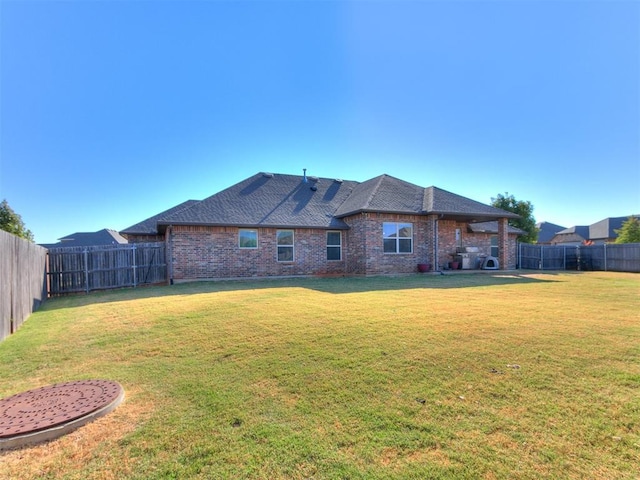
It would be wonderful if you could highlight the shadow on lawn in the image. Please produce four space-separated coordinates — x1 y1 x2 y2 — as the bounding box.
40 271 563 310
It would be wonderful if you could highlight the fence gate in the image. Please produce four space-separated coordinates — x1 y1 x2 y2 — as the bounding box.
519 244 576 270
47 243 167 295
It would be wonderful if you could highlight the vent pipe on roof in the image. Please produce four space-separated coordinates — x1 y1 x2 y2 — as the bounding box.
303 168 307 183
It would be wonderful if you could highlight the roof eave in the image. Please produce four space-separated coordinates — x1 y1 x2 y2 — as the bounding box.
158 221 350 231
335 208 425 218
430 211 520 222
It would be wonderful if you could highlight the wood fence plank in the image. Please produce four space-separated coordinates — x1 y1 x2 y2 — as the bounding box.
0 230 47 341
47 243 166 296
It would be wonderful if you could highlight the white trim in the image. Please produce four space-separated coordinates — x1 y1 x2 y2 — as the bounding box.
383 222 413 254
276 229 294 262
326 230 342 261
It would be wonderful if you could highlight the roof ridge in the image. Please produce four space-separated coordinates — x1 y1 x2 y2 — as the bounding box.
362 174 387 210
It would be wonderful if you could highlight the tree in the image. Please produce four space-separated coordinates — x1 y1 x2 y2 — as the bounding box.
614 216 640 244
491 192 538 243
0 199 34 242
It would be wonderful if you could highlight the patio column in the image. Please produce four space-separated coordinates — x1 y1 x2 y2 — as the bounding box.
498 218 509 270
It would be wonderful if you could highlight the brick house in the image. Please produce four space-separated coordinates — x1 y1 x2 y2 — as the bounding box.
121 172 521 281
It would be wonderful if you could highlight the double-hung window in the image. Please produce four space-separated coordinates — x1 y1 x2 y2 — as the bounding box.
383 222 413 254
326 231 342 261
239 229 258 249
490 235 499 257
277 230 294 262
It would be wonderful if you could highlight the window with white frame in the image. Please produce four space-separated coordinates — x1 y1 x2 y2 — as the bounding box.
277 230 294 262
383 222 413 253
490 235 499 257
239 229 258 249
326 231 342 261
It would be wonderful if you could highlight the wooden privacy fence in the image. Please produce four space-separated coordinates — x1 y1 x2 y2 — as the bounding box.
47 243 167 295
519 243 640 272
0 230 48 341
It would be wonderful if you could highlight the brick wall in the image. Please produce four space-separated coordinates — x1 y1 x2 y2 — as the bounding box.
170 217 519 280
170 225 348 280
123 234 165 243
344 213 431 275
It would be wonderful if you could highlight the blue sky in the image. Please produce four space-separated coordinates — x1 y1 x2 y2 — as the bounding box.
1 0 638 244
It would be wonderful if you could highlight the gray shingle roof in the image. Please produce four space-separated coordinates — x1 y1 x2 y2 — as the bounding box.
162 173 359 229
42 229 128 248
335 175 425 216
536 221 566 243
551 215 639 243
121 200 199 235
551 225 590 244
423 186 520 220
131 172 519 233
589 216 637 240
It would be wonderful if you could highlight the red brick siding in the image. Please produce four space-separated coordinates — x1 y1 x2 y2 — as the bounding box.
343 213 431 275
170 217 519 280
460 231 518 269
123 234 165 243
171 225 347 280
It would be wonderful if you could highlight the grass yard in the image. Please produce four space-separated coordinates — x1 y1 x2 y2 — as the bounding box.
0 271 638 479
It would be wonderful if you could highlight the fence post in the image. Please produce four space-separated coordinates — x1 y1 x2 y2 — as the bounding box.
132 244 137 287
604 243 607 271
84 248 89 294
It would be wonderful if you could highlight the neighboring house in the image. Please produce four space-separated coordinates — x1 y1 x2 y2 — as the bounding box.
549 226 590 246
41 229 128 248
122 172 521 281
550 216 639 245
588 216 639 244
535 221 566 245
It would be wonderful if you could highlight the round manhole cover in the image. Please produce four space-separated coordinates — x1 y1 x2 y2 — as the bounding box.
0 380 124 449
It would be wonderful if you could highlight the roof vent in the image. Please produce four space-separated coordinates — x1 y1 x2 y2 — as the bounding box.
262 172 274 178
303 168 307 183
309 176 319 182
310 185 318 192
334 179 343 183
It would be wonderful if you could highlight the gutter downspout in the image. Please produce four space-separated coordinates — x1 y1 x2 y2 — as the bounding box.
434 216 440 272
167 225 174 285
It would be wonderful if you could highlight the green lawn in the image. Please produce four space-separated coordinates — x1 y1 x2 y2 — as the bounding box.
1 272 638 479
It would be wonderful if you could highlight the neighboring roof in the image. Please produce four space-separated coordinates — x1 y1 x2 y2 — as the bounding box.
536 221 566 243
550 225 590 244
549 216 639 244
589 216 638 240
556 225 590 237
131 172 519 233
121 200 199 235
41 229 128 248
467 221 524 235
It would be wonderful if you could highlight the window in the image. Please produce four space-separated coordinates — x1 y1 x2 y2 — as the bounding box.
327 231 342 261
239 229 258 249
383 222 413 253
277 230 294 262
490 235 499 257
